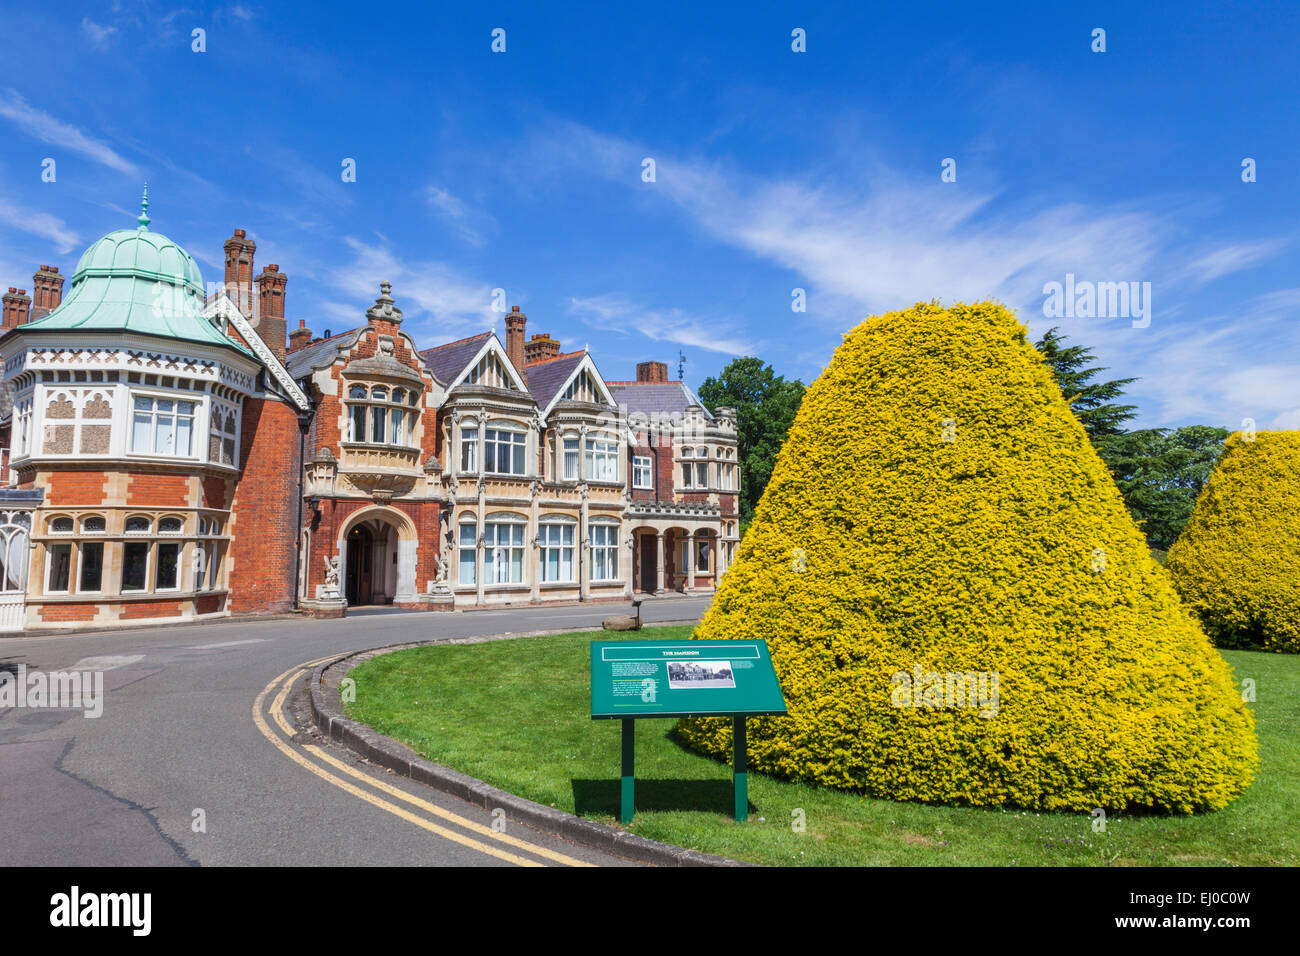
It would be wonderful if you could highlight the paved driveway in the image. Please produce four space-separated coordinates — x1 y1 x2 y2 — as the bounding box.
0 598 710 867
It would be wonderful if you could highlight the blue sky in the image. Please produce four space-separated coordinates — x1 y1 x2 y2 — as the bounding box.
1 1 1297 429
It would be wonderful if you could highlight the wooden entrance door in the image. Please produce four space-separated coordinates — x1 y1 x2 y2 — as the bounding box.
345 524 374 605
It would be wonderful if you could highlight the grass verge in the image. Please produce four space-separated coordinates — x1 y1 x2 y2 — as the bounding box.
345 627 1294 866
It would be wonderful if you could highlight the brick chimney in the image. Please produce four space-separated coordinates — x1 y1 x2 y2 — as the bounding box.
223 228 256 318
288 318 312 354
504 306 526 371
255 263 288 362
2 288 31 329
524 332 560 365
636 361 669 383
31 265 64 318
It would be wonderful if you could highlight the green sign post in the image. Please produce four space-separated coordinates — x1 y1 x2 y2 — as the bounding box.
590 639 788 824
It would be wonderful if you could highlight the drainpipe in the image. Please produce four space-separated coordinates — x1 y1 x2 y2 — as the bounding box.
292 406 313 609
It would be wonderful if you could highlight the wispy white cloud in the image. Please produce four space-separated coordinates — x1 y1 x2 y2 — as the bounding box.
80 18 118 48
523 120 1299 428
1181 240 1287 286
245 144 351 207
0 89 138 175
0 199 79 253
425 185 494 246
568 293 755 356
327 236 498 341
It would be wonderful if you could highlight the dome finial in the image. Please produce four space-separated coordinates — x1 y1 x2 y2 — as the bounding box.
137 183 150 231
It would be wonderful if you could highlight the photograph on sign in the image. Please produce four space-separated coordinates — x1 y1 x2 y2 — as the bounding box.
666 661 735 689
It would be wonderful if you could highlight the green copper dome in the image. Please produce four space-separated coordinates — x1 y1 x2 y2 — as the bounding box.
71 227 205 296
20 191 251 357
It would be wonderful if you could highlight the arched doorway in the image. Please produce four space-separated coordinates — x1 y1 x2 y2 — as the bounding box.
345 523 375 605
337 506 419 608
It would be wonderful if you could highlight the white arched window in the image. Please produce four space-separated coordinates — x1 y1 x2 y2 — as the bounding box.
589 519 619 582
484 512 525 584
0 511 31 592
346 382 417 446
539 517 575 583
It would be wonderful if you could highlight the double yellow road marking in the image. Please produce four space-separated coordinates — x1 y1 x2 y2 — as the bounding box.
252 658 594 867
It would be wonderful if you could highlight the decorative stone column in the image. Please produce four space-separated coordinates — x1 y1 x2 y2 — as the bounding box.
685 528 696 594
655 530 665 595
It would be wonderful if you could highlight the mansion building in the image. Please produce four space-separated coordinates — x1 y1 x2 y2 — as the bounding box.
0 200 740 631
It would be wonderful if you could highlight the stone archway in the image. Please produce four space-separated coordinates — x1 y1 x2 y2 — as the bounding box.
336 505 418 606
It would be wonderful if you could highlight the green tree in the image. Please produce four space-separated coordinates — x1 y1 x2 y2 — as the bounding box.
1104 425 1229 551
697 357 805 528
1033 328 1227 549
1033 327 1138 442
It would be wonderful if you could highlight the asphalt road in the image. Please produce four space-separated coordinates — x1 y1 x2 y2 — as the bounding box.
0 598 711 867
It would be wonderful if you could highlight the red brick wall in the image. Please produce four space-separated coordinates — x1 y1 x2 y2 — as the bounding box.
227 396 301 614
37 603 97 622
46 471 108 506
127 473 189 505
121 600 182 620
202 476 232 510
195 594 224 614
303 498 441 597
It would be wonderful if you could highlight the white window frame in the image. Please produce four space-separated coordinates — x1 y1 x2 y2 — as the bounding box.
585 435 618 482
460 420 479 473
632 456 652 489
484 422 527 476
45 541 73 594
539 519 576 583
458 519 478 585
589 521 619 582
129 392 197 459
484 514 526 585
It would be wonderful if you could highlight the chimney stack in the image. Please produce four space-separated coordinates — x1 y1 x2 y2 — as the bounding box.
636 361 669 383
288 318 312 354
255 263 288 362
505 306 526 371
2 288 31 329
30 265 64 319
223 228 256 319
524 332 560 365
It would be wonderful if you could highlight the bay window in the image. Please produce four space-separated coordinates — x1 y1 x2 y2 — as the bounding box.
460 420 479 472
484 423 526 475
346 383 417 446
131 396 195 457
585 436 618 482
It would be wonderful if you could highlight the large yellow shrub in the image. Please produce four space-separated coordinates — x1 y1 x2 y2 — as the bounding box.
1167 430 1300 654
677 302 1257 812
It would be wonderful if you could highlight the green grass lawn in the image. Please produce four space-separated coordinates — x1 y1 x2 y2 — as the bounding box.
345 627 1297 866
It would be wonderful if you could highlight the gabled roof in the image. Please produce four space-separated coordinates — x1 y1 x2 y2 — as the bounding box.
526 351 588 410
419 332 492 385
285 328 363 379
606 380 715 421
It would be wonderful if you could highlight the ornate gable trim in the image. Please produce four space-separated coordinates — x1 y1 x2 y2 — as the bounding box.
203 292 310 411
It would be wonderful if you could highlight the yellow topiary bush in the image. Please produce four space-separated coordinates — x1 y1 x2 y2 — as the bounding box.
1166 430 1300 654
677 301 1257 813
